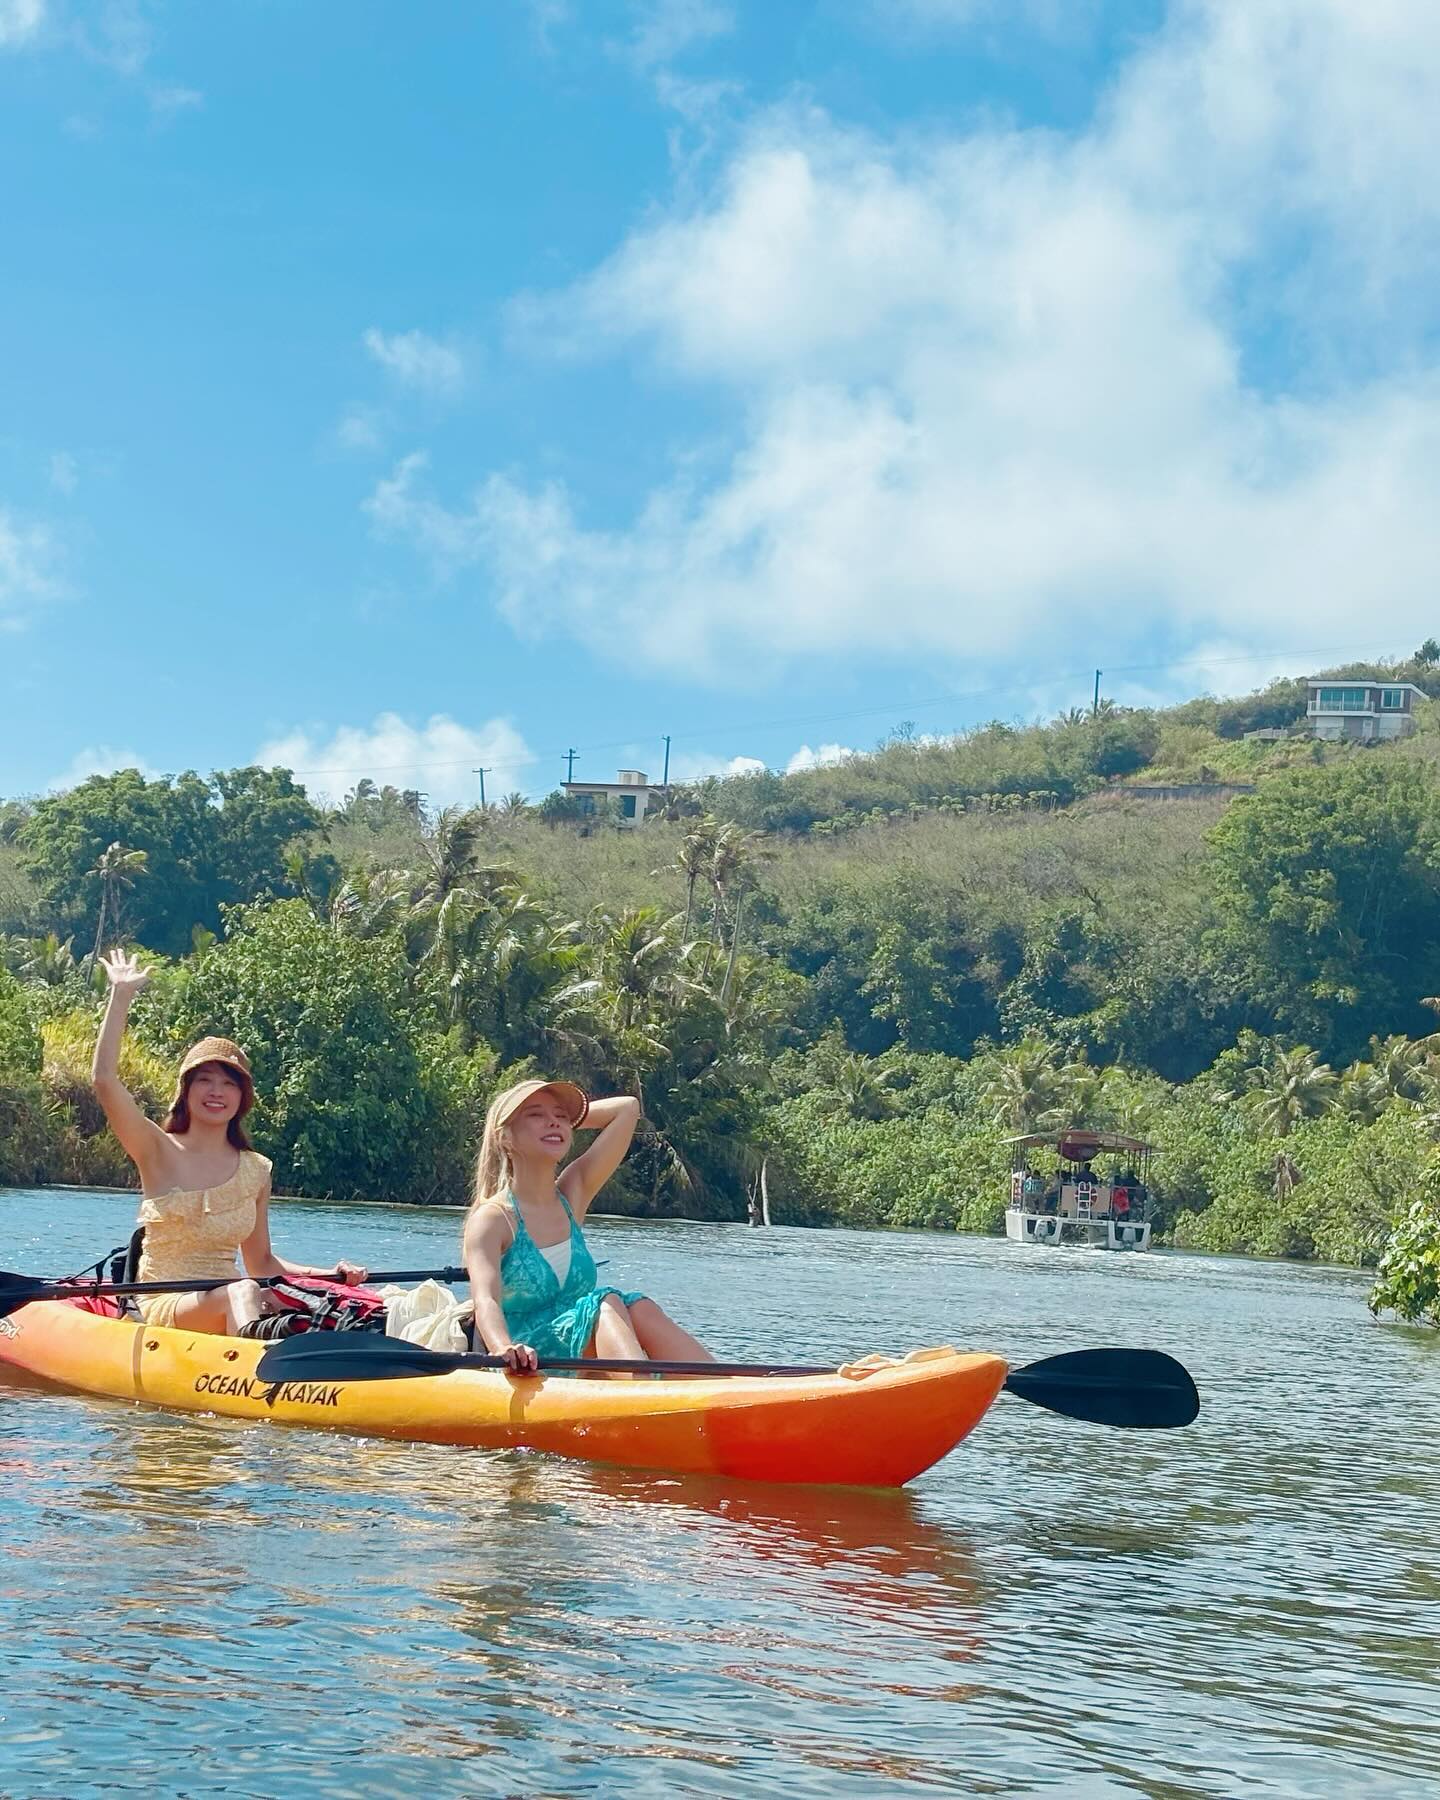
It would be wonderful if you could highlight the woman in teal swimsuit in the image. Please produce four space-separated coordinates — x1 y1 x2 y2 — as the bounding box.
462 1079 713 1374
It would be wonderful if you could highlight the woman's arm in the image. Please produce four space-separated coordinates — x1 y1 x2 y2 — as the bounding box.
238 1177 368 1285
559 1095 641 1219
463 1207 536 1372
92 951 171 1178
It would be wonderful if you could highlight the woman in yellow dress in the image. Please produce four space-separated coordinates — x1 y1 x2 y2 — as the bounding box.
92 949 367 1337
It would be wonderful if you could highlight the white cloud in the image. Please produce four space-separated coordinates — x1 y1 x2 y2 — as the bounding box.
626 0 734 71
0 0 43 48
881 0 1089 34
46 746 160 792
47 452 78 495
362 328 465 399
255 712 533 809
786 742 854 774
365 0 1440 685
78 0 153 76
0 506 60 629
522 0 571 45
149 83 202 120
335 407 385 454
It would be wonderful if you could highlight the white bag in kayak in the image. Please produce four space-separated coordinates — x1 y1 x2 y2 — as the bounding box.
379 1279 474 1354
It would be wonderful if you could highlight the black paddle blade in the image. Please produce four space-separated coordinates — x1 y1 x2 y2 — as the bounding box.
0 1272 58 1319
258 1332 473 1382
1003 1347 1199 1429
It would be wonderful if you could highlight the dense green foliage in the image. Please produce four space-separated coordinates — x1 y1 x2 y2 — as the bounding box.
1369 1183 1440 1328
17 767 321 958
6 658 1440 1318
0 967 49 1187
161 901 477 1204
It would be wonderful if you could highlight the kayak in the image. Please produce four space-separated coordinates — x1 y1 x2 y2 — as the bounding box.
0 1300 1007 1487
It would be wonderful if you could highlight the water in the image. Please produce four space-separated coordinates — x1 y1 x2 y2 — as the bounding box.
2 1188 1437 1799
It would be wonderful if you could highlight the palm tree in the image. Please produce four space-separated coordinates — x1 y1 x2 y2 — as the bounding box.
15 932 77 986
328 868 412 940
596 907 679 1033
704 821 769 982
826 1051 898 1121
674 818 719 943
498 792 531 820
983 1039 1068 1134
1246 1046 1339 1138
416 807 486 910
89 843 148 960
1366 1034 1432 1104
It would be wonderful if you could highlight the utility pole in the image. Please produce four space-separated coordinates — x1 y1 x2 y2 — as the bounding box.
473 767 492 808
662 734 671 787
1093 669 1102 715
564 748 577 783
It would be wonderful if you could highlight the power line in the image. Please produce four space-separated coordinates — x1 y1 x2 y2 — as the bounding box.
278 639 1407 784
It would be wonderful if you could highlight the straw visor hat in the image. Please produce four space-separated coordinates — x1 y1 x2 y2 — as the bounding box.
174 1036 255 1108
496 1078 589 1129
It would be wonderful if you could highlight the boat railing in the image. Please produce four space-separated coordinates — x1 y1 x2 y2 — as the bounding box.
1010 1171 1151 1223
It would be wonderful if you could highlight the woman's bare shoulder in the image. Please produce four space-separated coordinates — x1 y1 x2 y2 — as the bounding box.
464 1201 513 1246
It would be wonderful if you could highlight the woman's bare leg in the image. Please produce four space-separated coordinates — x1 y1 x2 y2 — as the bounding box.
629 1297 713 1361
588 1293 647 1360
164 1279 264 1336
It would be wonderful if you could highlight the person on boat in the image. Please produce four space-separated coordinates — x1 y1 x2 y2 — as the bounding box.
463 1079 713 1374
92 950 367 1337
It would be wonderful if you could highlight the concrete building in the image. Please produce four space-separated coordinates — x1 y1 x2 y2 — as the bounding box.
1305 679 1427 742
562 768 656 826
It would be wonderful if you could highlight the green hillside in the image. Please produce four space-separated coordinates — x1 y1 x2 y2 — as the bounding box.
5 655 1440 1323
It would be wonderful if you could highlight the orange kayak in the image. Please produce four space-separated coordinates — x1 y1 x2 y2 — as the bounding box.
0 1300 1007 1487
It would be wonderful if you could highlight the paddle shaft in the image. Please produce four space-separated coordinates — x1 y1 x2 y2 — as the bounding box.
254 1336 1199 1426
3 1266 465 1305
450 1356 828 1377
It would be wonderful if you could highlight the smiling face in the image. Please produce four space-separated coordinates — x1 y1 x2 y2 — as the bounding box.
503 1092 575 1166
185 1062 246 1126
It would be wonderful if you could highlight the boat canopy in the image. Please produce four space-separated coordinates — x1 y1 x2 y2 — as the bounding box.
1004 1129 1154 1160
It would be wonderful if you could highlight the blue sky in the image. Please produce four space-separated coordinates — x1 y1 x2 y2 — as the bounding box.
3 0 1439 805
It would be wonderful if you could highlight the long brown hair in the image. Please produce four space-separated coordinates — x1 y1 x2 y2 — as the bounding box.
163 1066 254 1151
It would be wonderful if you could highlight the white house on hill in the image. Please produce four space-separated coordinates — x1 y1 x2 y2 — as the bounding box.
1306 678 1426 742
562 768 656 826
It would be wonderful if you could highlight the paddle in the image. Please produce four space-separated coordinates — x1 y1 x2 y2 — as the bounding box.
254 1335 1199 1430
0 1265 466 1319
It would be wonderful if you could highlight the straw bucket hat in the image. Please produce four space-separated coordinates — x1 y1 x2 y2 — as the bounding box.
173 1036 255 1109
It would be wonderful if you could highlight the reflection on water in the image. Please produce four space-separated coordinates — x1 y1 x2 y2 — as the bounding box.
2 1186 1439 1796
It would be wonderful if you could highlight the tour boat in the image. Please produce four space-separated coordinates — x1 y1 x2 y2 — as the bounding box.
1004 1129 1154 1251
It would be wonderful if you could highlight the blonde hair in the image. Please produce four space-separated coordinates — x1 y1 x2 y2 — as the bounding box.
470 1080 539 1210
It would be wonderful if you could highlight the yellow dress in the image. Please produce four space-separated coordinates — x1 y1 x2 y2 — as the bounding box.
134 1151 271 1327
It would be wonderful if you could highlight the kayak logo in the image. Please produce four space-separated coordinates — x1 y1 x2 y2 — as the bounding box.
192 1372 342 1408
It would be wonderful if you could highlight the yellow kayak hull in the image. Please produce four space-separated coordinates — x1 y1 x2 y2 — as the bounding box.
0 1302 1007 1487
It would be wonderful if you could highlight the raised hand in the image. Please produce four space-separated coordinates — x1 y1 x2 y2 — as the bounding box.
98 949 151 997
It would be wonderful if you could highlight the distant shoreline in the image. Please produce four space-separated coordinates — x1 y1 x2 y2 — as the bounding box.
17 1182 731 1225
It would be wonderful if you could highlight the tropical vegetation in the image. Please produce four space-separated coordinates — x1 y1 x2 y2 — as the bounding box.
5 652 1440 1323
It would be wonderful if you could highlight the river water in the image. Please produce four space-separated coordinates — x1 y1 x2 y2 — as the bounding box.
1 1187 1436 1798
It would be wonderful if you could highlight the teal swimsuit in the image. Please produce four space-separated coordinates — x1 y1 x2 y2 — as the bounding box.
495 1189 645 1358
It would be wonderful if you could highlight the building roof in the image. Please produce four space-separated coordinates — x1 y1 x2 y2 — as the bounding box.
562 779 655 792
1005 1129 1154 1157
1305 678 1428 696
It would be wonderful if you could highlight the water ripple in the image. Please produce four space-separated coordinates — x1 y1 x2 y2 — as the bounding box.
1 1188 1437 1797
